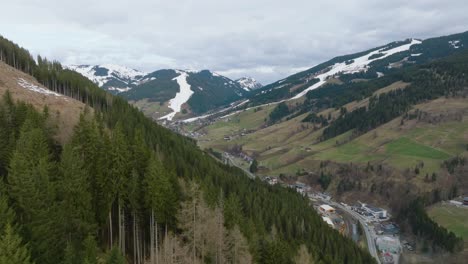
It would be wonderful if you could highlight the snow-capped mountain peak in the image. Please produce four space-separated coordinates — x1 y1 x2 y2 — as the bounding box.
235 77 263 91
66 64 147 93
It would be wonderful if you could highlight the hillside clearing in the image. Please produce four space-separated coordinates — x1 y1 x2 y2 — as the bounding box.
428 203 468 248
0 61 88 143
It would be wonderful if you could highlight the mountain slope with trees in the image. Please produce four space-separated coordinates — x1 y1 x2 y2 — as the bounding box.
191 48 468 261
245 31 468 106
0 35 375 263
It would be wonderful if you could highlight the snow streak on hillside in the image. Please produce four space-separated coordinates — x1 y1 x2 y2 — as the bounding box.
160 71 194 120
291 39 422 99
17 78 65 98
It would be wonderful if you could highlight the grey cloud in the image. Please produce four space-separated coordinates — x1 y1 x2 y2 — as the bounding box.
1 0 467 84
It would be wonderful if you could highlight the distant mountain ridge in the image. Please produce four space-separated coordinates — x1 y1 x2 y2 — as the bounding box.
247 31 468 106
67 31 468 122
67 64 257 119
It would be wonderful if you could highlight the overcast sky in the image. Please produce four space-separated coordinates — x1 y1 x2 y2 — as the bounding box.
1 0 467 84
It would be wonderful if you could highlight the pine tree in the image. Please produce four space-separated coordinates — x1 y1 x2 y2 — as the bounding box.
109 122 130 253
0 183 15 231
62 242 78 264
144 155 178 264
294 245 313 264
7 119 62 263
105 247 125 264
82 234 98 264
144 155 178 228
56 144 95 244
0 223 33 264
249 159 258 173
224 225 252 264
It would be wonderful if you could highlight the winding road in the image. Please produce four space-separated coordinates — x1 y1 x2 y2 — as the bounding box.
223 153 256 179
329 201 381 264
219 152 382 263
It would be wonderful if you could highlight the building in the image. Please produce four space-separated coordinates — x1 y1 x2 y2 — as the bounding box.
449 200 463 206
376 236 401 254
264 176 278 185
363 204 388 219
295 182 309 196
464 197 468 205
319 204 336 214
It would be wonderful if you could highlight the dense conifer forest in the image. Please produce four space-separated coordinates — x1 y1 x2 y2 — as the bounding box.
0 36 376 263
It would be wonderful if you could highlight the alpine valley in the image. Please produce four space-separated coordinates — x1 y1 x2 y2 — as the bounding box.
1 16 468 264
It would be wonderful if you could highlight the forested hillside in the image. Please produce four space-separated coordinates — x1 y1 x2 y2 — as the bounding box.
0 36 375 263
245 31 468 106
318 50 468 140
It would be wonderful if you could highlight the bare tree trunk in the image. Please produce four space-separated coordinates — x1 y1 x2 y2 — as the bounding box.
165 224 168 263
119 201 122 252
136 217 140 264
155 219 159 264
142 228 145 264
193 198 196 264
133 211 136 264
150 210 154 264
171 235 174 264
109 209 113 248
122 206 126 255
201 239 204 264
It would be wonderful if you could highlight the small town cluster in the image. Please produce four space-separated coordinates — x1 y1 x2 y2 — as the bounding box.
262 177 406 264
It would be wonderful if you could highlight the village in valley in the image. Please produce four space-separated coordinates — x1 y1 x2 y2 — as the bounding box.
159 116 468 264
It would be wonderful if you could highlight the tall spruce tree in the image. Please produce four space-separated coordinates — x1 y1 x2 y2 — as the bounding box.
57 144 95 243
0 223 33 264
7 118 62 263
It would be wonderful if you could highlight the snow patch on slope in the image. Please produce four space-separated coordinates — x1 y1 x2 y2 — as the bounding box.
107 87 132 93
291 39 422 99
17 78 65 98
160 71 194 120
449 40 462 49
182 99 250 123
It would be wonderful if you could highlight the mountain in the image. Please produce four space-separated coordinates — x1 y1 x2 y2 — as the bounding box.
247 31 468 106
1 35 378 264
184 32 468 260
66 64 146 93
66 65 251 120
120 69 250 120
235 77 263 90
191 31 468 183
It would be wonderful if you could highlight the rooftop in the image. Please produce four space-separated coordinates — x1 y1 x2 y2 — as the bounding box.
320 204 335 211
366 205 385 213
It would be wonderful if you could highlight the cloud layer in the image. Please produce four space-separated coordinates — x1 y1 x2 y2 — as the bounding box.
1 0 467 83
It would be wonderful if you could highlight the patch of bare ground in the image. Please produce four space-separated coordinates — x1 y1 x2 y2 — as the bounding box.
0 61 90 143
